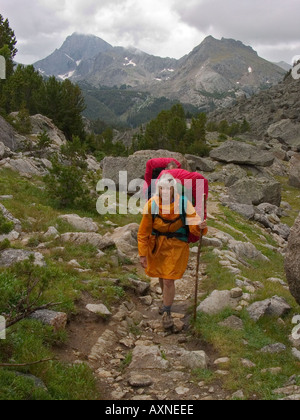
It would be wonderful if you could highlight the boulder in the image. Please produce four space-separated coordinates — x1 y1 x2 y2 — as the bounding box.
0 157 48 176
197 290 241 315
227 203 256 220
247 296 291 321
58 214 99 232
61 232 114 249
29 114 67 147
0 249 45 267
86 155 102 172
210 141 275 167
129 345 170 370
86 304 112 317
179 350 209 370
185 154 216 172
29 310 67 332
285 214 300 305
228 240 269 261
103 150 190 187
109 223 139 262
128 278 150 296
267 119 300 149
102 157 128 186
0 115 19 151
289 155 300 189
229 177 281 206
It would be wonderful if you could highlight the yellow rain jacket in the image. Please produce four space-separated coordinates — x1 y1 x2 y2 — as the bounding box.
138 194 208 280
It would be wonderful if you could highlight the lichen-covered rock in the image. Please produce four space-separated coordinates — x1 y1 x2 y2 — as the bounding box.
210 141 275 167
30 310 67 332
0 249 45 267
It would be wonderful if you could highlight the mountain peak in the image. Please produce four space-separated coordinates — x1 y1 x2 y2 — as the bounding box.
59 32 113 62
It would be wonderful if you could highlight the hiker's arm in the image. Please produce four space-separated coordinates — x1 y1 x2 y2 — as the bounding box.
138 202 153 257
186 200 208 236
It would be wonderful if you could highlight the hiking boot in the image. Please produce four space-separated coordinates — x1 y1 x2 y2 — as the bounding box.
159 305 165 316
162 312 174 331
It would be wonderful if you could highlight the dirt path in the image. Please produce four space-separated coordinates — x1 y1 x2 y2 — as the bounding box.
54 252 230 401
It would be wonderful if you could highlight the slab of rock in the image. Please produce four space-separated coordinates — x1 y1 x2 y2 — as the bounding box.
210 141 275 167
226 203 256 220
30 310 67 332
0 249 45 267
273 385 300 398
0 157 48 176
0 115 19 151
285 214 300 305
58 214 98 232
29 114 67 147
267 119 300 148
129 346 170 370
229 177 281 207
61 232 114 249
185 155 216 172
86 304 112 316
228 240 269 262
197 290 241 315
260 343 286 354
128 278 150 296
89 330 118 363
180 350 209 370
109 223 139 262
247 296 291 321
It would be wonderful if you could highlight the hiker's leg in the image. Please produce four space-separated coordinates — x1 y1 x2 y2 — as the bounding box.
159 278 164 294
163 279 175 308
162 279 175 330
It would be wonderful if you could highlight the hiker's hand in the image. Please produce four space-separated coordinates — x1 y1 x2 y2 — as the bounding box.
199 221 207 230
140 256 147 269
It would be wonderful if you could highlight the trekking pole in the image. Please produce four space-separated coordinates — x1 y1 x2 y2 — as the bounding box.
194 194 207 322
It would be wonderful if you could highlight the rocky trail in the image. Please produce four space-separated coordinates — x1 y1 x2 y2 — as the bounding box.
54 253 231 401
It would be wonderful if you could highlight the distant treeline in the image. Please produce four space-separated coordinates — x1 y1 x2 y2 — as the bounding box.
0 14 85 141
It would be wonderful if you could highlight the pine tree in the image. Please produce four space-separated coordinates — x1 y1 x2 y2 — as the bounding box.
0 14 17 78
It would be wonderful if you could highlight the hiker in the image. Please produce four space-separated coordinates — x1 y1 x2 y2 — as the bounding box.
143 158 181 201
157 168 209 220
138 173 208 330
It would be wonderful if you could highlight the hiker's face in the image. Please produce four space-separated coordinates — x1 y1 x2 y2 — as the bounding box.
159 187 174 204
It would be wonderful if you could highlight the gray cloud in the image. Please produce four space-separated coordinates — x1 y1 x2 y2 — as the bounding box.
1 0 298 64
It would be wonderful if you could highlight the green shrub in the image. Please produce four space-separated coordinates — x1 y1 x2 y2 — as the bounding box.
0 210 14 234
37 130 52 149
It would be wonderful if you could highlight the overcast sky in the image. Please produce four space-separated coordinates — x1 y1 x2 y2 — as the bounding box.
1 0 300 65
